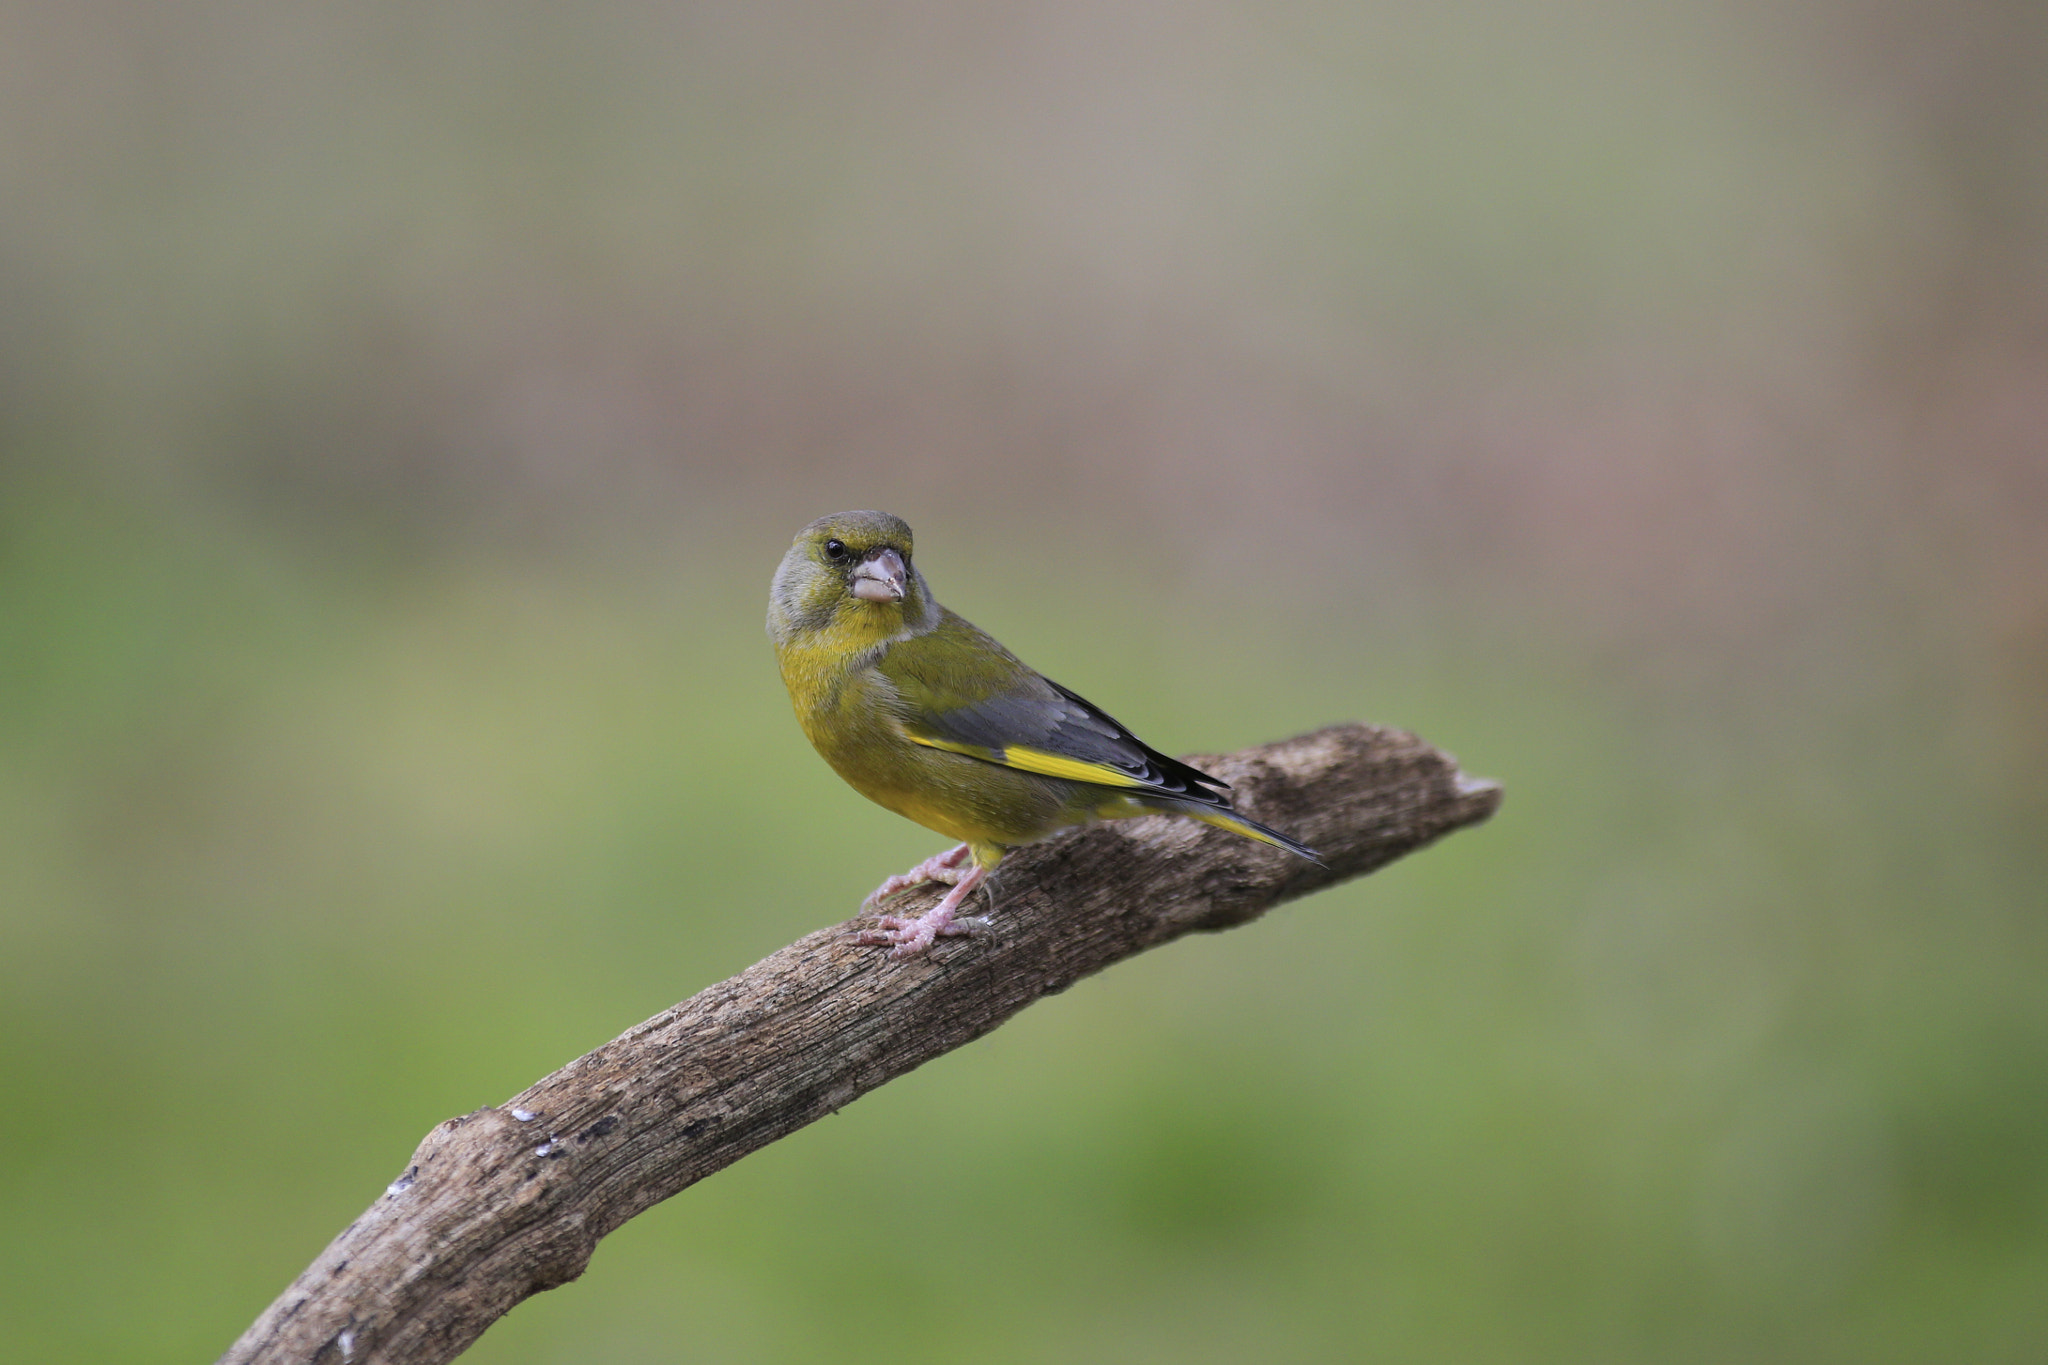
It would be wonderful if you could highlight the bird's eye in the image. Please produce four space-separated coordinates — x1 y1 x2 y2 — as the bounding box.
823 538 847 561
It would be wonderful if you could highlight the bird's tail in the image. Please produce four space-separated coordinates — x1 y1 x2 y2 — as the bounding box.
1185 806 1323 865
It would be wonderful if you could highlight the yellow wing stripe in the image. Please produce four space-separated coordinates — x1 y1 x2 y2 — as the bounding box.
995 745 1154 788
905 733 1153 789
1191 809 1294 852
901 734 1002 762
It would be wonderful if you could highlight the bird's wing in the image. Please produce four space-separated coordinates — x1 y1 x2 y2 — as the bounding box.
877 611 1231 806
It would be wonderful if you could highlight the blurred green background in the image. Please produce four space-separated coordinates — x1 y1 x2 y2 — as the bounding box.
3 2 2045 1361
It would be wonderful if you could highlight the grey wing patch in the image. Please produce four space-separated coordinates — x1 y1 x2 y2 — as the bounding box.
913 673 1233 807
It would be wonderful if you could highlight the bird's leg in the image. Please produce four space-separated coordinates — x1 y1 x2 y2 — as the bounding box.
852 861 992 960
861 842 973 910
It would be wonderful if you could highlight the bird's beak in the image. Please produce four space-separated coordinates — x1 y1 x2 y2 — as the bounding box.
850 548 907 603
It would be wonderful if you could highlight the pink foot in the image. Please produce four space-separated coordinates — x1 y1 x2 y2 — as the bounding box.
861 843 973 910
852 861 992 960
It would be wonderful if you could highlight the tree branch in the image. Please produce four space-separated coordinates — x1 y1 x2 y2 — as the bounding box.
220 723 1501 1365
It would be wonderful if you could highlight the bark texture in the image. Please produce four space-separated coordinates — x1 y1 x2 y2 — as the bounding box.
221 722 1501 1365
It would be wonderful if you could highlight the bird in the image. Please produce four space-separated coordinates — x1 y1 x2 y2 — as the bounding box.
767 510 1320 959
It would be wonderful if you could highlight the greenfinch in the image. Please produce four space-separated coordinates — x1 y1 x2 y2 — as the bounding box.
768 510 1320 958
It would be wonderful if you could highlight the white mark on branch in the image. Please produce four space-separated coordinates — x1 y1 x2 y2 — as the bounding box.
509 1108 537 1122
1454 771 1502 798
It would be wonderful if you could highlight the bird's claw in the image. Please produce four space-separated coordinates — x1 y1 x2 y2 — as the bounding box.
860 843 974 910
850 910 988 959
850 854 993 959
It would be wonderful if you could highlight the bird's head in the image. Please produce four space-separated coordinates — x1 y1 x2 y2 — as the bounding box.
768 510 937 648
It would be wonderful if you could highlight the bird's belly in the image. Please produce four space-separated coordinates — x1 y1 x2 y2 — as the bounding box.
822 731 1080 849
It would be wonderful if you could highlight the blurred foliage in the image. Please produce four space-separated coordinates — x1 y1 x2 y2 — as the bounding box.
2 2 2045 1362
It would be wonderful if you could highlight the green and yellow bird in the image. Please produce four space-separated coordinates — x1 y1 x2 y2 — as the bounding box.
768 510 1320 958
